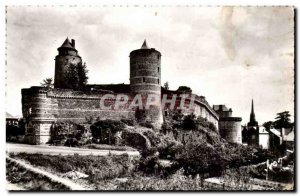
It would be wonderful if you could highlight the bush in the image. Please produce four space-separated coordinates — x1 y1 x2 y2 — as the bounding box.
90 120 126 145
6 159 69 190
139 121 155 129
182 114 197 130
175 141 229 177
121 128 151 150
141 129 161 147
64 137 79 147
121 119 136 126
6 120 25 141
208 122 217 133
157 136 183 160
49 122 88 146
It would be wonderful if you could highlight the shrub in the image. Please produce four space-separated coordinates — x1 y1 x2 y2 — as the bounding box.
139 121 155 129
208 122 217 133
139 148 160 174
157 136 183 160
161 122 172 134
49 121 88 146
196 116 210 128
121 119 136 126
121 128 150 150
90 120 126 145
177 86 192 93
64 137 79 147
182 114 197 130
141 129 161 147
174 140 230 177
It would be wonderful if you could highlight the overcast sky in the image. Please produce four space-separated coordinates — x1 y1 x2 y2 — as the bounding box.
6 6 294 124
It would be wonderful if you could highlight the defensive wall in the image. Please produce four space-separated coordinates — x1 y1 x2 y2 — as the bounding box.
22 86 220 144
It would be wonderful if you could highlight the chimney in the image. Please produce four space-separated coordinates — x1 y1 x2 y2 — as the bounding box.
71 39 75 48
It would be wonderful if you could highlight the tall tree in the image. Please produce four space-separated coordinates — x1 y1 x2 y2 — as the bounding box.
274 111 292 129
263 121 273 130
77 62 89 90
64 62 89 90
40 78 53 88
65 63 79 89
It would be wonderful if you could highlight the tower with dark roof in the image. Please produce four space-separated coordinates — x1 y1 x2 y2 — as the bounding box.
243 99 259 147
247 99 258 127
129 40 163 126
54 38 82 89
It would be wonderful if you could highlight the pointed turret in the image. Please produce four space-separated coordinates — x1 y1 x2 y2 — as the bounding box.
141 39 149 49
58 37 77 52
54 38 82 89
248 99 258 126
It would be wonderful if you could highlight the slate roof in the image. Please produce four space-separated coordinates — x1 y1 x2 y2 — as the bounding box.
141 39 150 49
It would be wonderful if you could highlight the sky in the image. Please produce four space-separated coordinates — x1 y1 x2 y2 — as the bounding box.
6 6 294 124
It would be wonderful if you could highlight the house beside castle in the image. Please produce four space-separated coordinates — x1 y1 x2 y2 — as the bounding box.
21 38 242 145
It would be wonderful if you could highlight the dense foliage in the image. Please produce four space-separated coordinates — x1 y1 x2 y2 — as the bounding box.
6 119 25 142
40 78 54 88
49 121 90 146
10 153 136 183
177 86 192 93
64 62 88 90
90 120 125 145
263 111 294 130
6 158 69 190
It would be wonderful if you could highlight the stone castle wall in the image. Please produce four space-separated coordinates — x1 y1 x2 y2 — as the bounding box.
163 97 219 129
22 87 135 144
22 86 220 144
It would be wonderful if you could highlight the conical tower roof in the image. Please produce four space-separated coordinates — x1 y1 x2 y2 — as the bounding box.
58 37 76 51
141 39 149 49
248 99 258 126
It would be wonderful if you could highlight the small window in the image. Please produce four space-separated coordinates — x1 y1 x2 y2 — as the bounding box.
157 54 160 59
158 67 160 73
143 77 145 83
158 79 160 84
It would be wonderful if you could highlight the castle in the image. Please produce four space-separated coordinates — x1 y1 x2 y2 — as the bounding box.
22 38 242 144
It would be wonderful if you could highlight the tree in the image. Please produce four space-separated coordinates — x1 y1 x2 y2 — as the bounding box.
163 81 169 90
274 111 292 129
64 62 89 90
40 78 53 88
65 63 79 89
77 62 89 90
177 86 192 93
263 121 273 130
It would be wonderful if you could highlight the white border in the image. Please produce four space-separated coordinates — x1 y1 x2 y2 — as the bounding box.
1 1 298 196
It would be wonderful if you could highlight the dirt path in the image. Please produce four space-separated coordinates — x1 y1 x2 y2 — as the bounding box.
6 142 140 156
7 156 87 191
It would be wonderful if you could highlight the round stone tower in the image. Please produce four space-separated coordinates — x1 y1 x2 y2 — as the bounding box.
54 38 82 89
129 40 163 126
